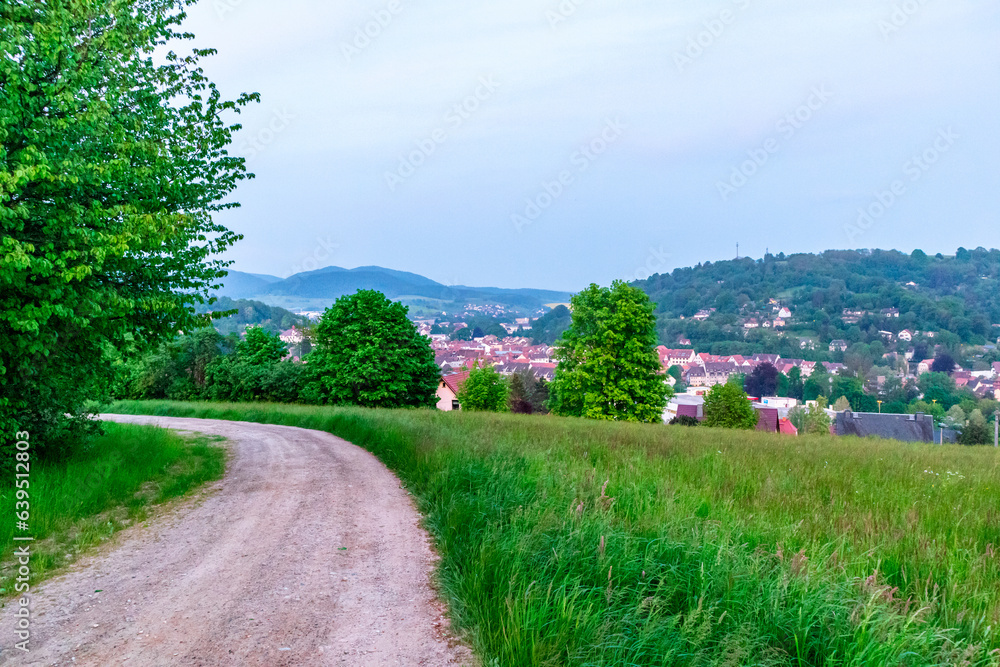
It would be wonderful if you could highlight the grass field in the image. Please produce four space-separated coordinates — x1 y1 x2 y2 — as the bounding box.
108 401 1000 666
0 422 226 596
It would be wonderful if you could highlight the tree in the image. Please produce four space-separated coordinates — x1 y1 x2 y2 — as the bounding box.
1 1 254 461
787 366 804 401
931 353 957 374
803 365 831 401
549 282 669 423
804 397 832 436
237 327 288 366
304 291 440 408
960 409 992 445
703 383 758 430
919 372 959 407
458 365 509 412
508 369 549 414
745 362 779 397
833 396 852 412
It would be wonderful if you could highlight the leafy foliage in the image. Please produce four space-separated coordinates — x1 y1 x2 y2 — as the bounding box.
549 282 670 423
744 362 779 397
508 369 549 415
703 383 758 430
304 290 439 408
0 0 254 460
530 305 572 345
638 249 1000 357
236 327 288 366
457 365 509 413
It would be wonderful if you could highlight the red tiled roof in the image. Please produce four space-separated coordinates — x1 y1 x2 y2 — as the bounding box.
441 371 470 394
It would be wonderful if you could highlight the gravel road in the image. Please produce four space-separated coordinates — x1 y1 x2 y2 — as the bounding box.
0 416 474 667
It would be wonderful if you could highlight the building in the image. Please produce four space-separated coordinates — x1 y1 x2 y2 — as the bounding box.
898 330 914 342
829 340 848 353
436 371 470 411
778 307 793 319
835 410 936 443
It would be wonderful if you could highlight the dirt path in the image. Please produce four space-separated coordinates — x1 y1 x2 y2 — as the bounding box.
0 416 474 667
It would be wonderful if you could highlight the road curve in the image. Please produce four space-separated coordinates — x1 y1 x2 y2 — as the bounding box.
0 415 473 667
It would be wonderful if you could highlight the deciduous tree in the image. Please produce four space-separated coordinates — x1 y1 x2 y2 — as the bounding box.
549 282 669 423
1 0 254 460
304 291 440 408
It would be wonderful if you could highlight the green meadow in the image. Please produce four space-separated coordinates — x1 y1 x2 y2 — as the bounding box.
108 401 1000 666
0 423 225 595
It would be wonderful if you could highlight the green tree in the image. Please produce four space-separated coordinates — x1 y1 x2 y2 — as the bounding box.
787 366 804 401
549 282 669 423
804 365 831 401
960 409 992 445
1 1 254 460
304 291 440 408
458 365 509 412
508 369 549 414
237 327 289 365
804 397 833 436
703 383 758 430
833 396 852 412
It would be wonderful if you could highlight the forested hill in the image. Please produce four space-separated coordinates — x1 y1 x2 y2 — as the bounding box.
196 297 308 335
635 248 1000 357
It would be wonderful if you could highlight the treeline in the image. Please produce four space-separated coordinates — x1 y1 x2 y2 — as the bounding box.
117 291 440 408
636 248 1000 355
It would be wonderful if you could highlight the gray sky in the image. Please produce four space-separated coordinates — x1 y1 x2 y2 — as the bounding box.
185 0 1000 292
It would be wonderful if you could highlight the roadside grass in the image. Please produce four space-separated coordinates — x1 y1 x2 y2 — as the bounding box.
108 401 1000 666
1 423 225 596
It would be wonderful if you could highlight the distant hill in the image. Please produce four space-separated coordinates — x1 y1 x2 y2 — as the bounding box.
217 266 573 316
196 297 309 335
634 248 1000 359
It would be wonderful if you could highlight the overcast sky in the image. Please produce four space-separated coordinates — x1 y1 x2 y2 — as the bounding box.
181 0 1000 292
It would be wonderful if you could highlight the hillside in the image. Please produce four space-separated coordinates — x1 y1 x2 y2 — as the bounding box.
196 297 308 335
635 248 1000 358
218 266 572 316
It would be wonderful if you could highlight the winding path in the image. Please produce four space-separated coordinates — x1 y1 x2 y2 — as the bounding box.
0 416 473 666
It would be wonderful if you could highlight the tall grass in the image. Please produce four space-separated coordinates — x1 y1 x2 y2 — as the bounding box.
108 401 1000 666
0 423 225 594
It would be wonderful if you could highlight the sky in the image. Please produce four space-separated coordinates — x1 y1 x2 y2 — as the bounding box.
179 0 1000 292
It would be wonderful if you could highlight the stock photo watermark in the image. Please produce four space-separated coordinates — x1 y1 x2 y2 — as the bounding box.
546 0 586 29
878 0 931 40
716 85 833 201
288 236 341 276
511 117 627 233
674 0 753 73
384 76 502 192
341 0 407 62
213 0 249 20
241 108 295 162
11 430 32 652
622 247 671 283
844 127 958 243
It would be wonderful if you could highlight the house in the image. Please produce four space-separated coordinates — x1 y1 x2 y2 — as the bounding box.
993 362 1000 378
917 358 935 375
834 410 935 443
664 395 705 423
436 371 470 411
755 407 780 433
659 347 697 368
829 339 848 353
692 309 715 321
743 318 760 329
898 330 914 342
678 337 692 346
879 331 895 341
881 308 900 318
772 318 786 329
778 307 793 319
279 327 306 345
